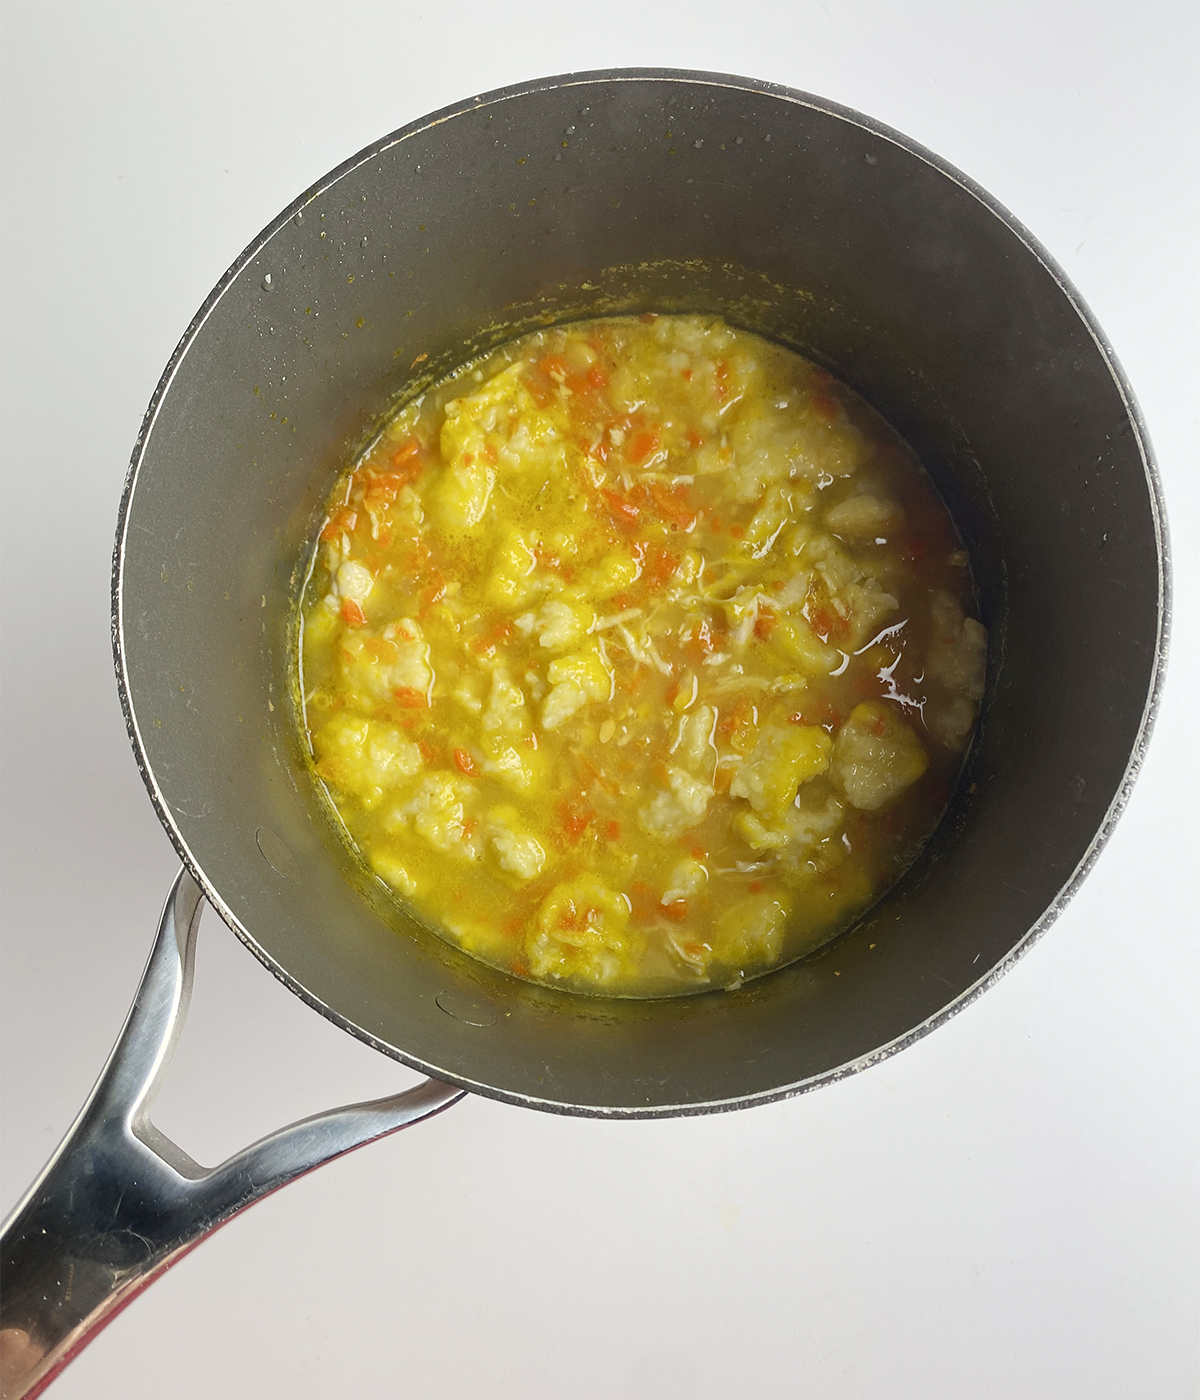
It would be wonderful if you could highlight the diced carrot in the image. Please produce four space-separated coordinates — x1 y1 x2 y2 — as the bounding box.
392 436 421 468
682 368 694 382
626 427 662 465
394 687 429 708
642 543 679 590
601 488 641 532
730 525 744 539
748 881 763 894
605 820 621 841
685 620 712 658
504 916 524 935
538 354 570 381
320 507 358 541
453 748 477 776
364 474 401 505
809 605 848 643
341 599 365 626
648 480 695 531
754 608 777 642
639 311 658 324
557 794 593 844
690 846 707 860
461 819 477 840
663 898 689 922
587 364 608 390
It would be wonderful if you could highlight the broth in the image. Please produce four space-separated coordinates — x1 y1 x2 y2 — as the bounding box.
296 315 986 995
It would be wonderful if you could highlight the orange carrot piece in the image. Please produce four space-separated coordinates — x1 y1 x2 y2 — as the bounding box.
453 748 477 776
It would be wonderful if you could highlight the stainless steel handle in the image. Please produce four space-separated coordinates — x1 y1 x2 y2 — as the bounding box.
0 868 465 1399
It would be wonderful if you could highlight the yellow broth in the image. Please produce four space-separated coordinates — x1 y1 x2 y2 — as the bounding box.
296 315 987 996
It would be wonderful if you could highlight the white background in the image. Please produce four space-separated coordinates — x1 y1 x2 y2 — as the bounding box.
2 3 1197 1396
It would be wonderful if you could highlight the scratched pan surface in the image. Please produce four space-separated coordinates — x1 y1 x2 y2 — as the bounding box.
113 69 1167 1117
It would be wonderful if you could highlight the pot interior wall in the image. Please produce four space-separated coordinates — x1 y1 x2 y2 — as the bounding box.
117 73 1162 1113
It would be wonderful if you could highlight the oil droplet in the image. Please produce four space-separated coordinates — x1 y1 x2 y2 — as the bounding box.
360 236 368 248
356 317 364 328
735 136 744 145
261 273 273 289
293 209 304 224
346 274 355 283
693 139 703 149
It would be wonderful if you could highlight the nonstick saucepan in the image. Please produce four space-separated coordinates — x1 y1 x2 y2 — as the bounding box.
0 69 1168 1399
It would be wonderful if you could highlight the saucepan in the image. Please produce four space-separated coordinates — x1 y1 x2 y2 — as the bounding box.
0 68 1168 1398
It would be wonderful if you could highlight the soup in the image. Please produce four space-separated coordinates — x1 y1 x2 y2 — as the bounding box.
296 315 986 995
